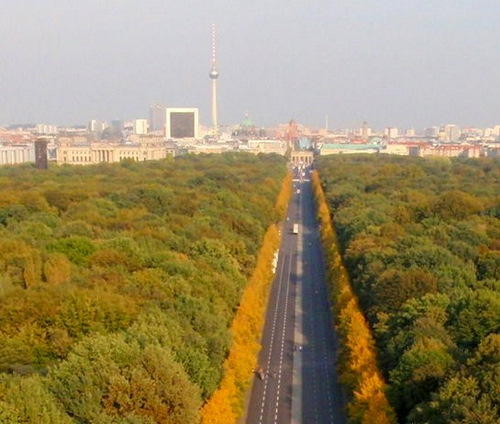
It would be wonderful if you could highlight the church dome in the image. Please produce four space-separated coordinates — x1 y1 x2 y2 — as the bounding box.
240 112 254 128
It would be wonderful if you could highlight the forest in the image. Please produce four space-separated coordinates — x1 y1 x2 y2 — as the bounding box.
0 153 288 423
316 154 500 423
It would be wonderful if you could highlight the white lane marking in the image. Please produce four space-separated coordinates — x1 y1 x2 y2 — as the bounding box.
273 256 292 423
258 254 288 423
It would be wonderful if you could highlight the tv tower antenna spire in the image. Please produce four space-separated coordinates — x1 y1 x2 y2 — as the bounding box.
209 24 219 134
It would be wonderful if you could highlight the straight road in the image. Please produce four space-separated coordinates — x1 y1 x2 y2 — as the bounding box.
245 170 346 424
299 176 346 424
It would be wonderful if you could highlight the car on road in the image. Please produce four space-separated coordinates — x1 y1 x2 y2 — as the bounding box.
256 367 265 380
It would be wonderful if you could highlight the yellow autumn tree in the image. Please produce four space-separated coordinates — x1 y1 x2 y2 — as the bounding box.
274 172 292 220
349 372 396 424
201 374 237 424
43 253 71 285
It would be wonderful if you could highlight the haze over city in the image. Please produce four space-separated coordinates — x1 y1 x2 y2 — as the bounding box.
1 0 499 129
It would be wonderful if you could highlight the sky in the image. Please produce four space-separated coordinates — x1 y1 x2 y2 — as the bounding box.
0 0 499 130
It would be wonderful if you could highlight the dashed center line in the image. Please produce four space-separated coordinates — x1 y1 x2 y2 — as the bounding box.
258 254 287 423
273 255 292 423
258 253 292 424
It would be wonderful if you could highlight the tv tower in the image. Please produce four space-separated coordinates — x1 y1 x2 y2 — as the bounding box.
209 24 219 134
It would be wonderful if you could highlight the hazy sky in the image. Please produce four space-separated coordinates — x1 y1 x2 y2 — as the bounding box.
1 0 499 130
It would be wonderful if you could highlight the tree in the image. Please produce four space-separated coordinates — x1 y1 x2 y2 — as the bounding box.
49 333 201 423
371 268 438 315
433 190 484 220
388 337 455 417
0 374 72 424
413 335 500 423
47 235 96 266
476 251 500 280
43 253 71 285
447 289 500 349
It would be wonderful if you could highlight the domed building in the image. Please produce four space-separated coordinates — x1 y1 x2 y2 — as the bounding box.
232 112 265 140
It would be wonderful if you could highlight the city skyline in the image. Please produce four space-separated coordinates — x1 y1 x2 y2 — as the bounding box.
0 1 499 129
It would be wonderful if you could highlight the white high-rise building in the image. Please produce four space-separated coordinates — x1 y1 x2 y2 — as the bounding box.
166 108 199 139
444 124 459 142
36 124 58 134
134 119 148 135
88 120 107 133
384 127 399 138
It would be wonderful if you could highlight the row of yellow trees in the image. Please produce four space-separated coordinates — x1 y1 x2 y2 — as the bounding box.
311 171 396 424
201 173 292 423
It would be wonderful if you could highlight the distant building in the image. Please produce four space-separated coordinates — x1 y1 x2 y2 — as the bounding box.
232 112 263 140
56 137 171 165
425 126 439 138
149 104 167 133
444 124 459 142
405 127 416 137
424 144 481 158
361 121 371 138
460 127 482 142
36 124 58 134
382 141 484 158
384 143 411 156
491 125 500 137
290 150 314 165
110 120 124 131
166 108 199 139
133 119 148 135
319 143 380 155
88 120 109 133
384 127 399 139
298 137 311 150
58 136 89 145
188 144 232 154
247 139 285 155
0 144 35 165
35 138 49 169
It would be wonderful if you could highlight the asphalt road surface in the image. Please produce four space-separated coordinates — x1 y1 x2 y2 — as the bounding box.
245 173 346 424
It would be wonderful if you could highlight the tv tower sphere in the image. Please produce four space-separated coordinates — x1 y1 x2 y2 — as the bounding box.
209 67 219 79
